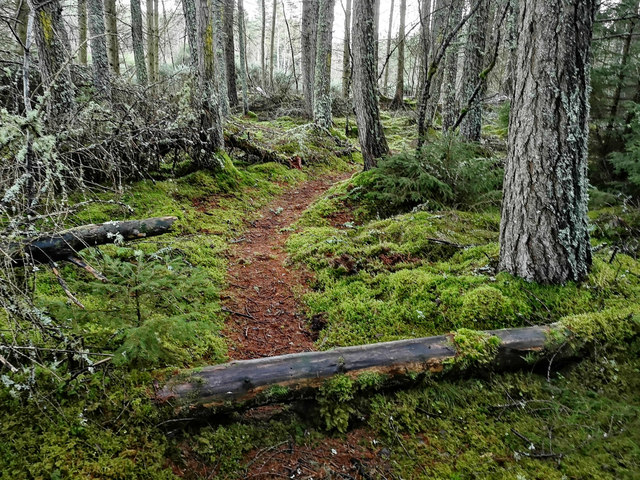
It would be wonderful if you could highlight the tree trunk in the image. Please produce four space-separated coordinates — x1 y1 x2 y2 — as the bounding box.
502 0 518 98
373 0 380 71
313 0 335 129
282 1 298 92
157 324 560 409
422 0 446 129
301 0 319 117
441 0 462 131
87 0 112 99
459 0 490 140
237 0 249 114
341 0 351 98
382 0 394 95
153 0 159 78
416 0 431 109
27 0 75 120
8 217 177 266
146 0 155 82
104 0 120 74
269 0 277 89
498 0 597 284
213 0 229 116
352 0 389 170
131 0 147 83
390 0 407 109
15 0 30 55
223 0 238 106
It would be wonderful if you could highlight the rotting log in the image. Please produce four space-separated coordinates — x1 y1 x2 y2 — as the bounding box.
157 325 555 410
6 216 177 265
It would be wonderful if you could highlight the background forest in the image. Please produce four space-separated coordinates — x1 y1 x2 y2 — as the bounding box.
0 0 639 478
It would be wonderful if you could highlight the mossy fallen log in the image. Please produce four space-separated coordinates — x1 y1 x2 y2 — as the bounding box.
7 216 178 265
157 325 555 410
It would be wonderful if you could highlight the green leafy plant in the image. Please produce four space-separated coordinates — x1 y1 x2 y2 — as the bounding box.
609 104 640 190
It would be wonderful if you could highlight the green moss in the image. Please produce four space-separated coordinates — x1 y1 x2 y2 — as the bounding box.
456 286 515 329
318 375 356 432
447 328 502 369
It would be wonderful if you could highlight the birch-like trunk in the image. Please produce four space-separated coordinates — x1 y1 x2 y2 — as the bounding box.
313 0 335 129
498 0 597 284
87 0 112 99
352 0 389 170
301 0 319 117
131 0 147 83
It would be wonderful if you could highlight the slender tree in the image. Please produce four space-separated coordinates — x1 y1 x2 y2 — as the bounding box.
441 0 462 130
341 0 352 98
301 0 319 117
282 1 298 91
223 0 238 106
269 0 277 88
213 0 229 116
238 0 249 113
261 0 266 87
104 0 120 74
26 0 75 119
14 0 30 55
499 0 598 284
77 0 87 64
373 0 380 69
390 0 406 108
416 0 431 105
382 0 394 95
87 0 112 98
130 0 147 83
459 0 491 140
182 0 197 66
422 0 446 127
313 0 336 129
352 0 389 169
146 0 155 82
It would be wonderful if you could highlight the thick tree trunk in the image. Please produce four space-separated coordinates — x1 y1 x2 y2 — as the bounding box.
213 0 230 117
373 0 380 71
301 0 319 117
459 0 490 140
131 0 147 83
313 0 335 129
498 0 597 284
77 0 87 64
237 0 249 114
441 0 462 131
269 0 277 88
87 0 112 98
390 0 407 109
104 0 120 74
352 0 389 170
341 0 351 98
502 0 518 98
223 0 238 106
27 0 75 120
382 0 394 95
8 217 177 266
157 325 560 409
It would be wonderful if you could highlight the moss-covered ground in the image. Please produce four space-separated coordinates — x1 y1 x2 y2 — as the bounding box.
1 114 639 479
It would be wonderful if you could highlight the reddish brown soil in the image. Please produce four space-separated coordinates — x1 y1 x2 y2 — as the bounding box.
222 171 352 360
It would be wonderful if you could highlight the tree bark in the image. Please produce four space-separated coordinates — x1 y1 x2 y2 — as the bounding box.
213 0 230 116
416 0 431 110
77 0 87 64
269 0 277 88
14 0 30 55
341 0 352 98
237 0 249 114
282 1 298 92
182 0 197 67
223 0 238 106
27 0 75 120
498 0 597 284
382 0 394 95
390 0 407 109
87 0 112 98
352 0 389 170
301 0 319 117
131 0 147 83
146 0 155 82
441 0 462 131
313 0 335 129
261 0 266 87
459 0 490 140
157 325 557 409
104 0 120 74
421 0 446 129
8 217 177 266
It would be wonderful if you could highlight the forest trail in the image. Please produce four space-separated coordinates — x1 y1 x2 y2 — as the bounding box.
222 170 353 360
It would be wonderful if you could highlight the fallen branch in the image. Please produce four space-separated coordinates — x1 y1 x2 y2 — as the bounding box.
6 216 178 265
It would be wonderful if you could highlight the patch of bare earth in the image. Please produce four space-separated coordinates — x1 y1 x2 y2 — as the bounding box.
222 171 352 360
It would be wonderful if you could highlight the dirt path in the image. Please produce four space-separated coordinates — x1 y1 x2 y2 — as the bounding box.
222 171 352 360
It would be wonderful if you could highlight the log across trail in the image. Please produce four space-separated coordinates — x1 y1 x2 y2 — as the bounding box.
157 325 561 409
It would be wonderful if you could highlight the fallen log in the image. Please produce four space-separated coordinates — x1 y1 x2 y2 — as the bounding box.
157 325 557 410
6 216 178 265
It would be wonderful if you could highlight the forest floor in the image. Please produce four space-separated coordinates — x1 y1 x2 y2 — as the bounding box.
221 171 352 360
